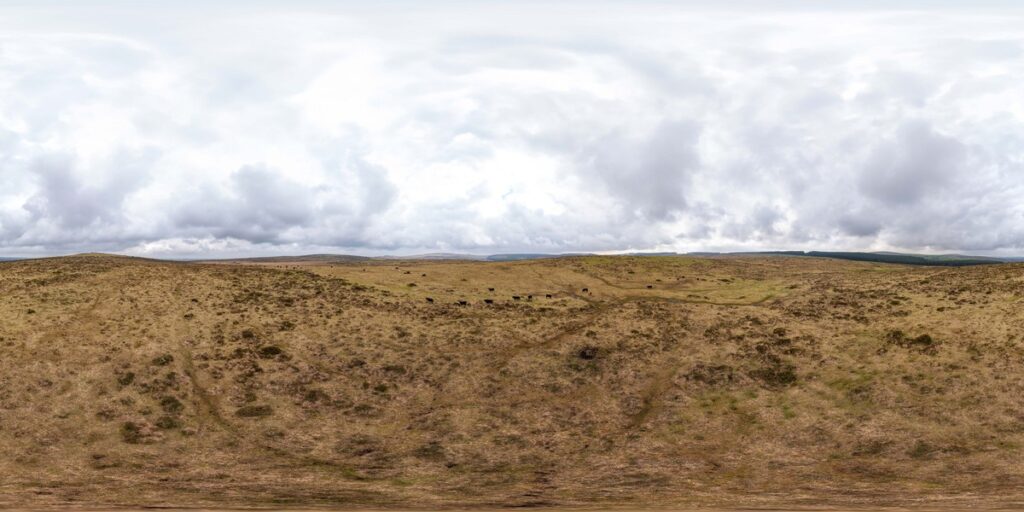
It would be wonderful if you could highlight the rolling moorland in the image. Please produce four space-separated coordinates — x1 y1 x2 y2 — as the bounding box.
2 254 1024 509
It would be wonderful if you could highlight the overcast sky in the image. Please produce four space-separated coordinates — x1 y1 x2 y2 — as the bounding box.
2 1 1023 257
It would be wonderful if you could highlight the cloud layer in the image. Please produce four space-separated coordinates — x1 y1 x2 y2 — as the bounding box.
2 2 1024 257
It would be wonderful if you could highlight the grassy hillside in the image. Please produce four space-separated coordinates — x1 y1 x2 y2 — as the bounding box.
2 254 1024 509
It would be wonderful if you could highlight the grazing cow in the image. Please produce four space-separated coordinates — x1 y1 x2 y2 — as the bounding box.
458 300 468 306
545 294 552 299
512 296 521 301
425 297 434 303
484 299 494 304
527 295 533 300
646 285 653 289
421 273 427 277
582 288 589 293
488 287 495 292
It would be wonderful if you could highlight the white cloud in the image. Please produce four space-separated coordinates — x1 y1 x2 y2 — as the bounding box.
1 2 1024 256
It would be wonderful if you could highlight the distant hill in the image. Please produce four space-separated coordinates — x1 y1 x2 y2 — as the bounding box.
760 251 1005 267
182 251 1023 266
13 251 1021 266
379 253 487 261
200 254 372 264
486 253 592 261
625 251 678 256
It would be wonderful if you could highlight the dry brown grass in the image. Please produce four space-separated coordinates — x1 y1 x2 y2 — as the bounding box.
2 254 1024 509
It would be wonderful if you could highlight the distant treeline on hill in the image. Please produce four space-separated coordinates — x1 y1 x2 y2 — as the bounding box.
764 251 1003 267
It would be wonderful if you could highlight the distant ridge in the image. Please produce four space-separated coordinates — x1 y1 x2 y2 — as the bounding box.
6 251 1018 266
198 254 371 263
486 253 591 261
756 251 1004 267
378 253 486 260
166 251 1024 266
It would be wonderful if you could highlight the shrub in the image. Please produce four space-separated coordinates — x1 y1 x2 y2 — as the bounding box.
749 363 797 388
152 354 174 366
117 371 135 386
686 364 735 385
258 345 283 358
885 330 938 354
235 405 273 418
120 422 143 443
577 346 599 360
160 396 183 413
155 415 180 430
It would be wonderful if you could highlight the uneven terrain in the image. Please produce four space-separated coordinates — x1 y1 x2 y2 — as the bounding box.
2 254 1024 509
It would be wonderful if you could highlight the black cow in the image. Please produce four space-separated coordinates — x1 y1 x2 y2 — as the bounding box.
425 297 434 303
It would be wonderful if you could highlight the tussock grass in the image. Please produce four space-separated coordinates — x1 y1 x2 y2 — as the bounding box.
1 254 1023 508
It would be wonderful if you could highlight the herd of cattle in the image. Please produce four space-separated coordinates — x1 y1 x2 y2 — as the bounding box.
423 287 591 306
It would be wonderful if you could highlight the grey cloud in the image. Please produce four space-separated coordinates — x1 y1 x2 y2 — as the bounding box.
837 213 882 237
171 156 397 247
582 120 701 221
22 152 150 231
174 165 314 243
720 204 785 241
233 166 314 229
857 121 967 205
750 204 784 237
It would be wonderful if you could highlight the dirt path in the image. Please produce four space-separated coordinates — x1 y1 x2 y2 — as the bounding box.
626 355 682 429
